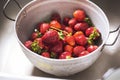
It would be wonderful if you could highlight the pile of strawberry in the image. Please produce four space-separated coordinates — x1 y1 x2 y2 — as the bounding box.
24 9 101 59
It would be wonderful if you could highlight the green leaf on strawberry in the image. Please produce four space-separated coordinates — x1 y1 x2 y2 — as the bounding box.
87 28 100 45
38 32 42 38
84 17 93 26
58 31 64 40
87 38 94 45
31 41 41 53
90 28 100 39
50 52 57 59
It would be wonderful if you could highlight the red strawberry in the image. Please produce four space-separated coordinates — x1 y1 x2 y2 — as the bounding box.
59 52 72 59
31 32 39 40
24 40 32 49
42 30 59 45
50 41 63 54
85 27 99 36
74 22 89 32
41 52 50 58
37 22 43 29
73 46 85 56
34 38 44 49
61 24 66 30
86 27 100 41
73 9 86 21
50 20 61 29
65 36 75 46
79 51 89 57
75 35 87 46
63 17 70 26
73 31 84 38
68 18 77 28
51 12 61 23
87 45 98 53
64 45 73 53
85 27 94 36
44 45 50 51
40 23 50 34
64 27 73 33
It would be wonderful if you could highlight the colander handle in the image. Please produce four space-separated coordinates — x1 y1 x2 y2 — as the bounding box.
101 25 120 52
3 0 22 21
105 25 120 46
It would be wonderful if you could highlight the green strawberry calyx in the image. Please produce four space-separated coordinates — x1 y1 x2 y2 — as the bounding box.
87 27 100 45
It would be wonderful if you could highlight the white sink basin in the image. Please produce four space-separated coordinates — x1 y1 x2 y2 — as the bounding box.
0 0 120 80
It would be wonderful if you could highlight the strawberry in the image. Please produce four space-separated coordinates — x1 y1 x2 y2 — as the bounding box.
44 45 50 51
24 40 32 49
24 9 101 59
31 29 42 40
64 36 75 46
50 41 63 54
37 22 43 29
59 52 72 59
79 51 89 57
51 12 61 23
42 30 59 45
85 27 94 36
41 52 50 58
73 31 84 38
40 23 50 34
73 9 86 21
75 35 87 46
31 32 39 40
63 17 70 26
85 27 100 37
74 22 89 32
64 45 73 53
64 27 73 33
34 38 44 49
86 27 100 45
87 45 98 53
50 20 61 29
61 24 66 30
73 46 85 56
68 18 77 28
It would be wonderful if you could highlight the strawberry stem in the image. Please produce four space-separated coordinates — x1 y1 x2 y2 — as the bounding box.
50 27 69 35
50 26 72 39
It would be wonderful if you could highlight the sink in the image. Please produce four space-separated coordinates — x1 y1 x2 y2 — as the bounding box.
0 0 120 80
